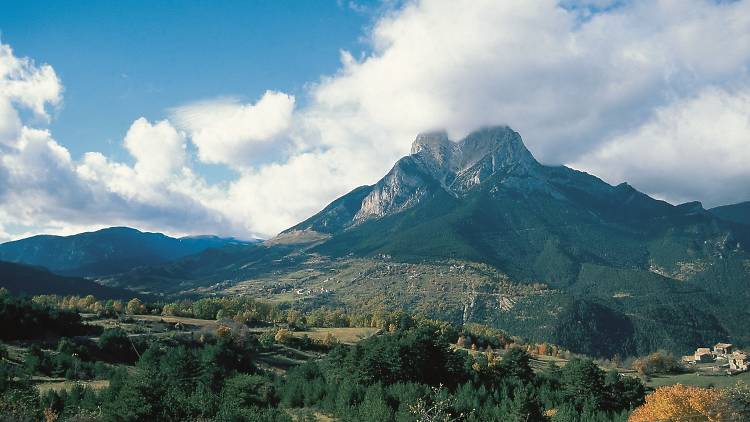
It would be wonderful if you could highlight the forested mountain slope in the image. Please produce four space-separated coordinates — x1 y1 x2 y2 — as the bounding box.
710 201 750 226
0 260 139 299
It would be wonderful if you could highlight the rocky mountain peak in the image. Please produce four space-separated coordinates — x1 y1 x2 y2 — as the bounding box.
411 126 536 171
410 130 451 156
408 126 539 193
289 126 546 233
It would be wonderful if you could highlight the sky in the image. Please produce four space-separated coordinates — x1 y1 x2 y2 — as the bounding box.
0 0 749 241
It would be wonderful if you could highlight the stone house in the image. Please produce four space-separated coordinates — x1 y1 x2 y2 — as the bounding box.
729 351 748 372
714 343 733 357
694 347 714 363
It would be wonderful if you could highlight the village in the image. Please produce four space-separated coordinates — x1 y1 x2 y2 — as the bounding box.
685 342 749 375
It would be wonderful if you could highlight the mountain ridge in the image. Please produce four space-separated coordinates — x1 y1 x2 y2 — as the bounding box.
0 226 255 277
710 201 750 226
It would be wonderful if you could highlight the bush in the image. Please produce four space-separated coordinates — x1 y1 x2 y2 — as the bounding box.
259 331 275 348
632 351 683 376
274 329 292 344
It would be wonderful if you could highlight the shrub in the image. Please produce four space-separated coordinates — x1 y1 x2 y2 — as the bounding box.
632 351 683 376
274 329 292 344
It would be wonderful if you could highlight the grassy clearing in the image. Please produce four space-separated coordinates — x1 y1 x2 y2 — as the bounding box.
645 370 750 389
290 327 379 344
129 314 220 328
34 379 110 393
285 408 336 421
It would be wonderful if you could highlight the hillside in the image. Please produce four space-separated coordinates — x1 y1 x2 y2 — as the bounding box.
0 227 254 277
0 260 140 299
710 201 750 226
100 126 750 357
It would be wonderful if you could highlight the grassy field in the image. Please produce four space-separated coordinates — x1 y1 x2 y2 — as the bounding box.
529 353 570 371
645 370 750 389
129 314 220 328
286 408 336 421
34 378 110 393
290 327 379 344
255 343 321 374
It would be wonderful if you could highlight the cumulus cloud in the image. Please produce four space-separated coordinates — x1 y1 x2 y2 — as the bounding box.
123 118 186 182
1 0 750 241
0 43 62 120
572 87 750 205
286 0 750 212
0 44 245 240
171 91 295 168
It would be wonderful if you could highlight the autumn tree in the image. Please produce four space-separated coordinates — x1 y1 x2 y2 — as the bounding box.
456 336 465 348
322 332 338 347
537 343 549 356
111 300 124 314
629 384 723 422
274 328 292 344
126 298 145 315
217 325 232 338
161 303 178 316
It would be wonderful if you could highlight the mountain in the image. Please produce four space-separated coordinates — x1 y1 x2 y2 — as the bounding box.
0 260 140 299
0 227 255 277
292 127 747 284
103 126 750 357
710 201 750 226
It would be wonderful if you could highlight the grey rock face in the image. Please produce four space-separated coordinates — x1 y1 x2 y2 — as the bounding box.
354 126 541 223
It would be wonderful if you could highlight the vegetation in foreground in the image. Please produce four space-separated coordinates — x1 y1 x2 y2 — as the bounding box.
1 290 749 421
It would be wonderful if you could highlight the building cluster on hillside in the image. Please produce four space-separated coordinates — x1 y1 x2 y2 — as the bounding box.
685 343 749 373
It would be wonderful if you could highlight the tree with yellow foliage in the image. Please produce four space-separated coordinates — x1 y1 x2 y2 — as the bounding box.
629 384 723 422
274 328 292 344
111 300 124 313
216 324 231 338
323 332 339 347
126 298 145 315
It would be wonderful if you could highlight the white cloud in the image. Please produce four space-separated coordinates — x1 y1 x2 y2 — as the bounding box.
305 0 750 162
1 0 750 241
171 91 295 168
124 117 186 182
572 87 750 205
0 43 61 120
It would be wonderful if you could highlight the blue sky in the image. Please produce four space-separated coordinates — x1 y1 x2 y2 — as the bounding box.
1 0 377 181
0 0 748 241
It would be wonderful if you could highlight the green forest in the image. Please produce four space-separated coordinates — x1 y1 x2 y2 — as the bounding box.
2 290 749 421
